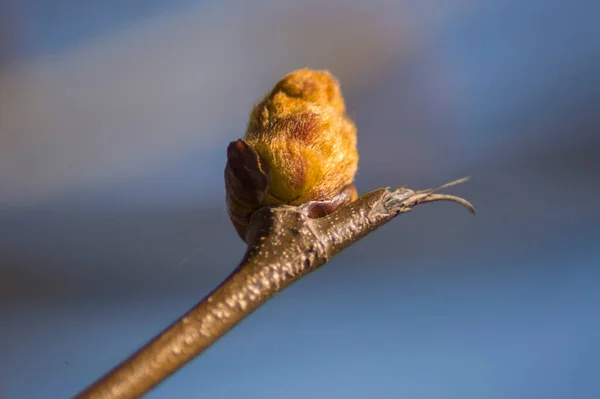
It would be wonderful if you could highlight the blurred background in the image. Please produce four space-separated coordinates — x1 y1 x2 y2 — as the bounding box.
1 0 599 398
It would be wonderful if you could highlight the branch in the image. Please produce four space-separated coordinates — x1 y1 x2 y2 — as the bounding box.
75 179 475 399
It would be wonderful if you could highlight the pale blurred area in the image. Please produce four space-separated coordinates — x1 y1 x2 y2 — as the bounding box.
1 0 599 398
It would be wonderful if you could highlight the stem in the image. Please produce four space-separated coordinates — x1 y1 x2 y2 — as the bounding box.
75 181 474 398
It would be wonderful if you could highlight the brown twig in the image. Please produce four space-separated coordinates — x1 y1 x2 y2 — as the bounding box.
74 178 475 399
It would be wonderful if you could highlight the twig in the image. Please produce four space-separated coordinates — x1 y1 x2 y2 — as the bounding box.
75 179 475 398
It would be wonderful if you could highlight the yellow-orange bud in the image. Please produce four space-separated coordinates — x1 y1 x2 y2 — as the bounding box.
225 69 359 241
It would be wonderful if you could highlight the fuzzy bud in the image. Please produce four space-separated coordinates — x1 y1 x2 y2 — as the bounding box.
225 69 359 241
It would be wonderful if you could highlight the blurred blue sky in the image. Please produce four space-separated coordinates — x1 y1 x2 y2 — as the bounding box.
1 1 599 398
12 0 202 55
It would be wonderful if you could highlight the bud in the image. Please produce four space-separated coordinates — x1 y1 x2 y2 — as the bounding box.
225 69 359 241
